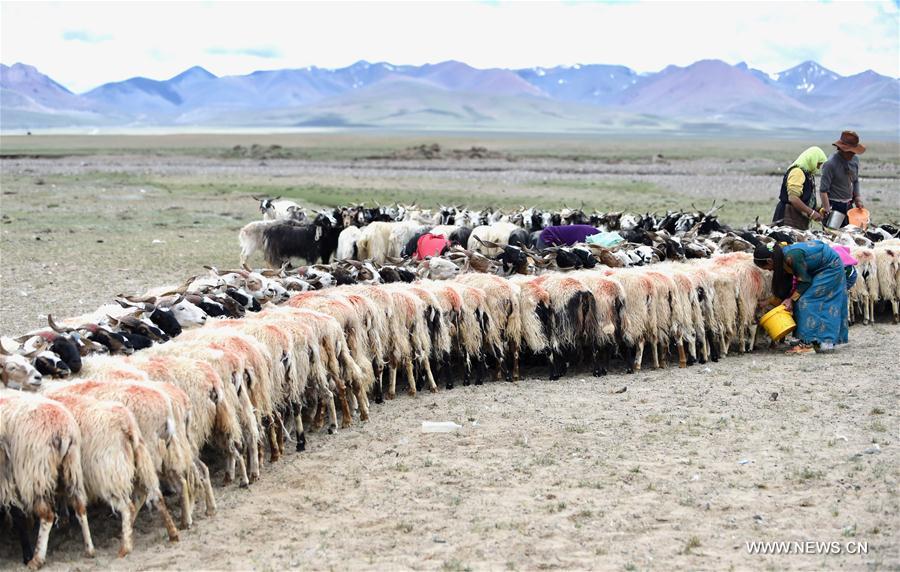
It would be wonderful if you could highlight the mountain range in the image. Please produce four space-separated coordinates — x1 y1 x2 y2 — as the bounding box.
1 59 897 132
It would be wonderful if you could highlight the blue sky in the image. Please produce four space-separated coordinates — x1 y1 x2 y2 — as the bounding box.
2 1 898 93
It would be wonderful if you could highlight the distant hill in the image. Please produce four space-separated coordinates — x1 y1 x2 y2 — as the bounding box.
1 59 897 132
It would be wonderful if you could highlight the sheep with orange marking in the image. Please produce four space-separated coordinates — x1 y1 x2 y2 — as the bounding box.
377 284 437 398
416 280 475 389
201 318 297 461
0 389 95 569
249 309 332 452
534 274 598 380
286 291 372 418
709 253 770 353
155 344 257 484
408 283 452 362
571 271 626 375
454 273 522 382
43 379 197 530
39 388 180 556
285 293 369 423
262 306 357 432
389 283 443 394
90 359 230 521
168 328 277 480
703 261 740 360
601 269 655 372
508 275 552 363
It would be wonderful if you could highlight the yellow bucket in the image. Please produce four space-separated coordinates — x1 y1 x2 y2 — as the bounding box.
759 305 796 342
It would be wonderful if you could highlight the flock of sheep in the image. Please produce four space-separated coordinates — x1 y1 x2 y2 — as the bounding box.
2 198 899 569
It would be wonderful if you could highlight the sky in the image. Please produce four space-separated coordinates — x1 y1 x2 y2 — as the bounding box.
2 1 898 93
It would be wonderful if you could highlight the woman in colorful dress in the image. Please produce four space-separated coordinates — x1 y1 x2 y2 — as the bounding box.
753 240 849 353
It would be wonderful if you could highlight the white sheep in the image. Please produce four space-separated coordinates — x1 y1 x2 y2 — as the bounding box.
0 389 95 569
41 389 180 556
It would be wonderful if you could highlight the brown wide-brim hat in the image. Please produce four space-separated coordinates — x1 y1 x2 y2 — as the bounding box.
833 130 866 154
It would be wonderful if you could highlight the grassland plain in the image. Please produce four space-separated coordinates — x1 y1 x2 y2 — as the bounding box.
0 133 898 570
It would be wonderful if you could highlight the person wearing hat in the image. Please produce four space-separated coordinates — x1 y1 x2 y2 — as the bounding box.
772 146 827 230
820 130 866 227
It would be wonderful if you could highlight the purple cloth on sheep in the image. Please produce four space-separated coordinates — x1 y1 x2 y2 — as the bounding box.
539 225 600 247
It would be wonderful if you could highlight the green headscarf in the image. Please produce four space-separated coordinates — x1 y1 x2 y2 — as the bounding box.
791 146 827 175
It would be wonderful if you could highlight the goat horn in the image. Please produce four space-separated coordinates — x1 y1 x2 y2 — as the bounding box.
47 314 72 333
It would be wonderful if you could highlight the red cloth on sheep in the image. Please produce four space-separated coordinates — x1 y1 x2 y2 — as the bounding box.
416 233 450 260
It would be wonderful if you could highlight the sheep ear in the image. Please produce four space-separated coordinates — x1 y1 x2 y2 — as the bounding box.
0 341 10 355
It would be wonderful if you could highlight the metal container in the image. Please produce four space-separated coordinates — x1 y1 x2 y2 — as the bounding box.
824 209 846 229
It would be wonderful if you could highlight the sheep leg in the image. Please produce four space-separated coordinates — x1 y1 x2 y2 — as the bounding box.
405 358 417 396
474 354 487 385
719 331 729 357
677 340 687 368
195 460 217 516
748 324 759 352
228 441 249 487
238 390 260 483
893 300 899 323
549 349 563 381
275 411 287 456
322 387 338 433
178 475 193 529
509 341 520 382
293 401 306 452
264 416 280 463
373 361 385 404
313 399 325 430
686 336 697 366
8 507 34 565
634 340 645 372
152 497 180 542
421 358 438 393
707 330 720 362
114 498 135 558
28 501 56 570
698 332 709 364
223 451 235 485
596 344 612 377
388 366 398 400
493 353 503 381
355 380 370 421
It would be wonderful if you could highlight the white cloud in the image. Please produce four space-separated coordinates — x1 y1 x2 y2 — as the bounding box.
1 1 897 93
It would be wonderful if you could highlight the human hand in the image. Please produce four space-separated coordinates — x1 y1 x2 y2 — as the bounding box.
781 298 794 312
854 197 864 209
810 210 823 222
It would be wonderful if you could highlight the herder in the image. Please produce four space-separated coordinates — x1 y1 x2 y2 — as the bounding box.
820 130 866 227
772 147 827 230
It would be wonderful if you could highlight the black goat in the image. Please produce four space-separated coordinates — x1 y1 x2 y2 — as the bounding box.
262 212 341 266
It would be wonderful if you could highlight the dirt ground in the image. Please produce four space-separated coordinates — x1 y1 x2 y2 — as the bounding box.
1 135 898 570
